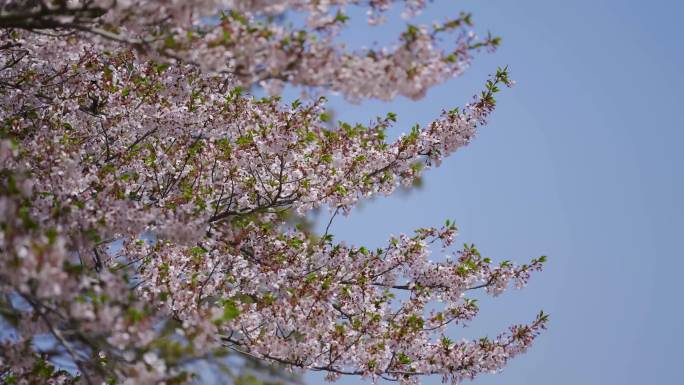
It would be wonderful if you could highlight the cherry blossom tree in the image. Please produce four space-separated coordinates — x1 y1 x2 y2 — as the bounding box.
0 1 547 384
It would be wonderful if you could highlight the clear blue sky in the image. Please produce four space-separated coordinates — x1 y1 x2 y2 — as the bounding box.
306 1 684 384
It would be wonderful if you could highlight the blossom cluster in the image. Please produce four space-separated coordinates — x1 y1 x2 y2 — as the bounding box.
0 0 500 101
0 1 546 384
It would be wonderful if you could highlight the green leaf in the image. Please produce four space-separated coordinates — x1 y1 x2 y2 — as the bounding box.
335 10 350 23
398 352 412 365
189 246 207 257
236 134 253 146
222 300 240 321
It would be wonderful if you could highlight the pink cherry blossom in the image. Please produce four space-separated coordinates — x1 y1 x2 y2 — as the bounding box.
0 1 546 384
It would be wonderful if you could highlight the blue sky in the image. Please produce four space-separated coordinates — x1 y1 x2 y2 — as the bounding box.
306 1 684 384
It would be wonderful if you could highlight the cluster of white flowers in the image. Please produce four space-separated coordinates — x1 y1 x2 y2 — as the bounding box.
0 1 546 384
